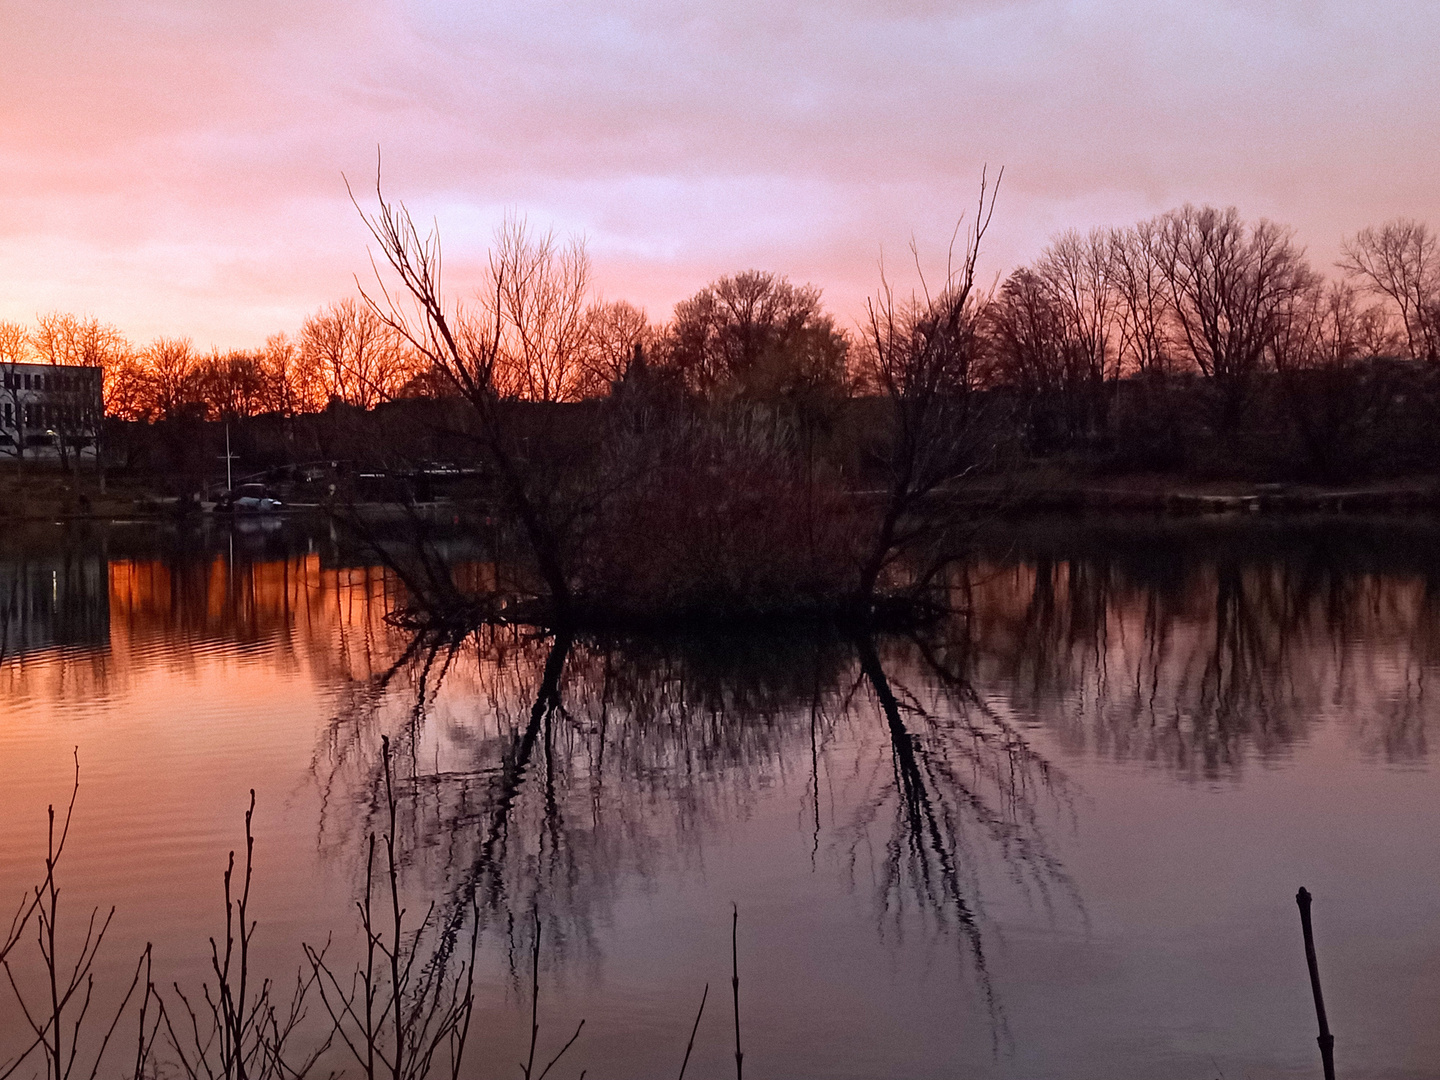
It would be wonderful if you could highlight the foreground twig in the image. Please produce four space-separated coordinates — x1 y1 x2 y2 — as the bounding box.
731 905 742 1080
305 735 481 1080
163 791 332 1080
676 983 708 1080
520 909 584 1080
1 753 159 1080
1296 887 1337 1080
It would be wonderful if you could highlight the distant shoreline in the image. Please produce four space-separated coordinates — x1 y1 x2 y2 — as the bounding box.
5 467 1440 523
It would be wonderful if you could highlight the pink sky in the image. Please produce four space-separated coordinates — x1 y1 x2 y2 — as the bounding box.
2 0 1437 349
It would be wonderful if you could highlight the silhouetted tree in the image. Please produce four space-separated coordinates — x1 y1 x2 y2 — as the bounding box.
1152 205 1319 428
986 267 1087 451
353 180 581 618
489 216 592 402
855 170 1001 606
664 270 848 402
1271 280 1400 478
196 349 269 419
138 336 202 421
1036 228 1119 384
100 350 147 421
256 332 310 416
985 228 1118 450
301 297 416 409
579 299 658 399
1341 218 1439 364
1108 220 1173 377
0 320 31 461
30 312 129 373
24 313 128 467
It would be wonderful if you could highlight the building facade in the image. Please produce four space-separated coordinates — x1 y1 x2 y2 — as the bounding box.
0 362 104 462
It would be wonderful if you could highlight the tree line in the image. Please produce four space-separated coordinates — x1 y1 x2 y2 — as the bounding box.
2 209 1436 435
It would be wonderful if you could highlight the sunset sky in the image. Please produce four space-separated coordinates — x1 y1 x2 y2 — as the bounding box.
2 0 1437 349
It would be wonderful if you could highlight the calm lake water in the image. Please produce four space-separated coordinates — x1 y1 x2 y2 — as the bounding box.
2 517 1439 1078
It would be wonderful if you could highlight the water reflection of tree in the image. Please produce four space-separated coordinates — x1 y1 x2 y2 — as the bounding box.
7 523 1436 1046
957 531 1440 779
851 634 1079 1049
306 524 1440 1034
312 625 1078 1028
8 524 1433 783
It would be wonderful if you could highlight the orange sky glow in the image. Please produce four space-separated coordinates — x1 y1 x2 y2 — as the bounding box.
2 0 1437 349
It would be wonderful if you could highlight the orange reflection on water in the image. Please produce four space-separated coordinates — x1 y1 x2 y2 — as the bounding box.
1 552 412 716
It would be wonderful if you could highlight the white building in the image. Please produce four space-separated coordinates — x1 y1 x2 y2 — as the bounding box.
0 361 104 462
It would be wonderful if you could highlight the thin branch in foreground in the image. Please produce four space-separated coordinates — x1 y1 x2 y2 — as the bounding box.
731 905 742 1080
1 755 161 1080
676 983 708 1080
520 909 584 1080
304 734 483 1080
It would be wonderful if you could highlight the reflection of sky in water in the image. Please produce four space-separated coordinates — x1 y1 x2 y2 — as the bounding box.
1 521 1438 1078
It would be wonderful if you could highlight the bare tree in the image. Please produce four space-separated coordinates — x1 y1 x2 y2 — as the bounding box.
1340 218 1439 363
666 270 848 401
1107 220 1173 377
577 299 658 398
256 333 311 416
301 298 415 409
197 350 270 419
30 312 128 372
1152 205 1319 427
139 336 202 421
101 351 155 422
986 267 1089 450
350 176 576 618
27 313 128 467
1035 228 1120 385
854 169 1001 607
987 268 1066 392
490 216 593 403
1270 279 1399 477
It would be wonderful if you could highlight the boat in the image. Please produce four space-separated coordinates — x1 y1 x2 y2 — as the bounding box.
212 483 285 514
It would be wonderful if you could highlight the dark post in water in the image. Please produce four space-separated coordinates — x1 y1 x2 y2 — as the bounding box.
1296 887 1336 1080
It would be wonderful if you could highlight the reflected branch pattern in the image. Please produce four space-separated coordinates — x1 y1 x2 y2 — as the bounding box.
305 621 1080 1047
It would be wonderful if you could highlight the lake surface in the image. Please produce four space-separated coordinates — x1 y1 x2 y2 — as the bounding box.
2 517 1439 1078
